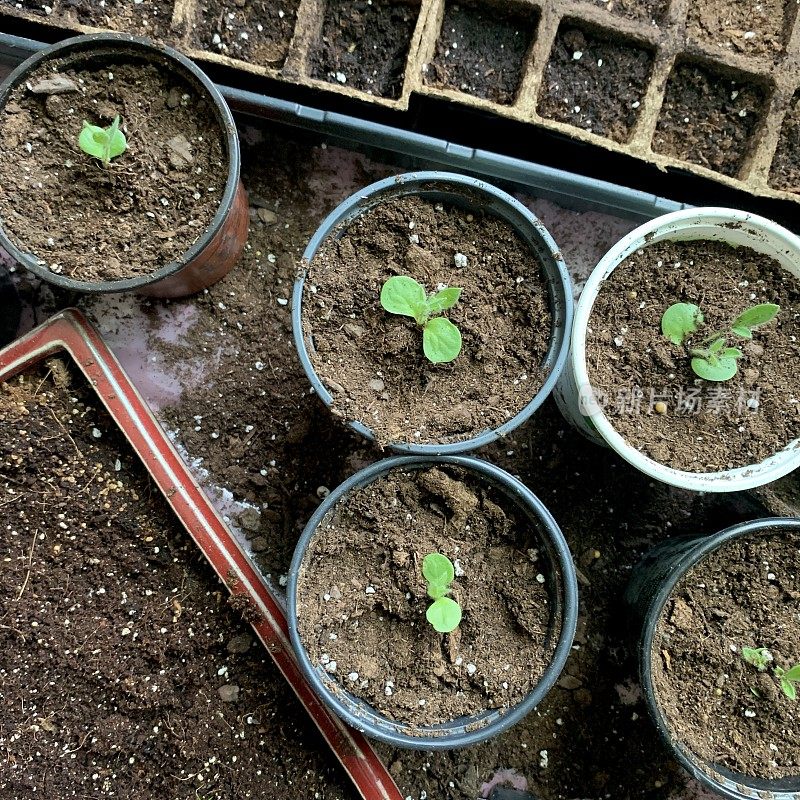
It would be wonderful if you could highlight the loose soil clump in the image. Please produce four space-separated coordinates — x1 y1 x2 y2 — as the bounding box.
0 364 354 799
653 62 765 177
653 530 800 780
770 90 800 193
586 238 800 472
188 0 300 68
428 1 537 106
301 193 553 447
295 466 557 727
310 0 418 99
0 56 226 282
592 0 669 23
537 25 653 143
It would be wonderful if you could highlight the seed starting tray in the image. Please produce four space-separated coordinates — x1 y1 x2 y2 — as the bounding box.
1 0 800 208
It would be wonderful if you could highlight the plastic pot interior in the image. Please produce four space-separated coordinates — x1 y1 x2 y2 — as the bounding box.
636 517 800 800
569 207 800 492
0 33 240 294
292 171 573 455
287 455 579 749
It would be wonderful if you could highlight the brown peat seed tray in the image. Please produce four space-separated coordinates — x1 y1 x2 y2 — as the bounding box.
2 0 800 205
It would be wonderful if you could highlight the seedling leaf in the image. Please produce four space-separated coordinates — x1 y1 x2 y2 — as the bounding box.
426 287 461 314
732 303 780 331
426 597 462 633
784 665 800 681
742 646 772 671
422 552 454 586
781 677 797 701
691 355 738 382
380 276 427 321
423 317 462 363
662 303 703 345
78 115 127 164
731 325 753 340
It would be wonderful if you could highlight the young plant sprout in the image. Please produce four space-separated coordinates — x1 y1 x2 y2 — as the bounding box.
380 276 462 364
78 115 128 165
661 301 779 382
741 646 800 700
422 552 462 633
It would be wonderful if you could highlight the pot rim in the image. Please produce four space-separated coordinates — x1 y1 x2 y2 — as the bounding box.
640 516 800 799
570 206 800 492
0 32 241 293
286 454 579 749
291 170 574 455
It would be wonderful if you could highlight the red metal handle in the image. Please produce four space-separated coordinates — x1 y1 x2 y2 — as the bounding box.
0 308 402 800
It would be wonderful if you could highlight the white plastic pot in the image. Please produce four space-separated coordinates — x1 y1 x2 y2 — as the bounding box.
554 207 800 492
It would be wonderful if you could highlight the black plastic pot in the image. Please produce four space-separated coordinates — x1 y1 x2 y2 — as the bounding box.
0 33 248 298
625 517 800 800
0 266 21 346
292 171 574 455
287 454 579 749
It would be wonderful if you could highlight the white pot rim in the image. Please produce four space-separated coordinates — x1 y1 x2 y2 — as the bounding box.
572 206 800 492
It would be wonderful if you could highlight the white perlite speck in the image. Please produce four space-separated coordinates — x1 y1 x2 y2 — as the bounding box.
454 253 468 268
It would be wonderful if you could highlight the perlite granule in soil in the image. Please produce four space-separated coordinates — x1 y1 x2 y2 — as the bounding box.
0 364 354 799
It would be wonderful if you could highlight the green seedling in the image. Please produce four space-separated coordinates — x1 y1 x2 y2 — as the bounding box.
380 276 462 364
422 552 462 633
661 301 779 382
78 115 127 164
741 646 800 700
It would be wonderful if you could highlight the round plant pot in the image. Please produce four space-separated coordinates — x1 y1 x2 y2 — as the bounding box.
555 207 800 492
626 517 800 800
0 33 247 298
292 171 573 455
287 454 579 749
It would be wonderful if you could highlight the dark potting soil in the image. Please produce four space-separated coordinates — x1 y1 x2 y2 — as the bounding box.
427 1 537 106
295 466 556 727
586 239 800 473
0 59 226 283
686 0 795 57
770 90 800 193
58 0 176 38
301 194 552 448
653 62 766 177
30 126 774 799
591 0 669 23
0 364 354 799
537 26 653 144
188 0 300 68
653 530 800 780
0 0 49 15
310 0 418 99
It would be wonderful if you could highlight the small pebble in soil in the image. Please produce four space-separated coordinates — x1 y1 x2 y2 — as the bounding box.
316 485 330 498
218 684 240 703
654 401 668 415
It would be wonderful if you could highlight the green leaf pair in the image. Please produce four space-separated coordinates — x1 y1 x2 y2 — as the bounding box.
78 115 128 165
661 301 779 382
421 552 462 633
741 646 800 701
380 275 462 364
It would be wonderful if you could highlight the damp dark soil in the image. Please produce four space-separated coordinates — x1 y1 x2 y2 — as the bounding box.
592 0 669 23
653 62 766 177
0 57 226 283
0 364 353 799
537 26 653 143
0 0 50 15
188 0 300 68
586 239 800 473
23 123 779 800
58 0 176 38
310 0 418 99
686 0 796 57
653 530 800 780
301 194 553 448
295 466 557 727
427 1 537 106
770 91 800 193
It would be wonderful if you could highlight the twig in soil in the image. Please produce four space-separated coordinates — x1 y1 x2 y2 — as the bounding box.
0 623 27 642
60 731 91 756
33 368 53 397
47 406 82 458
14 528 39 602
